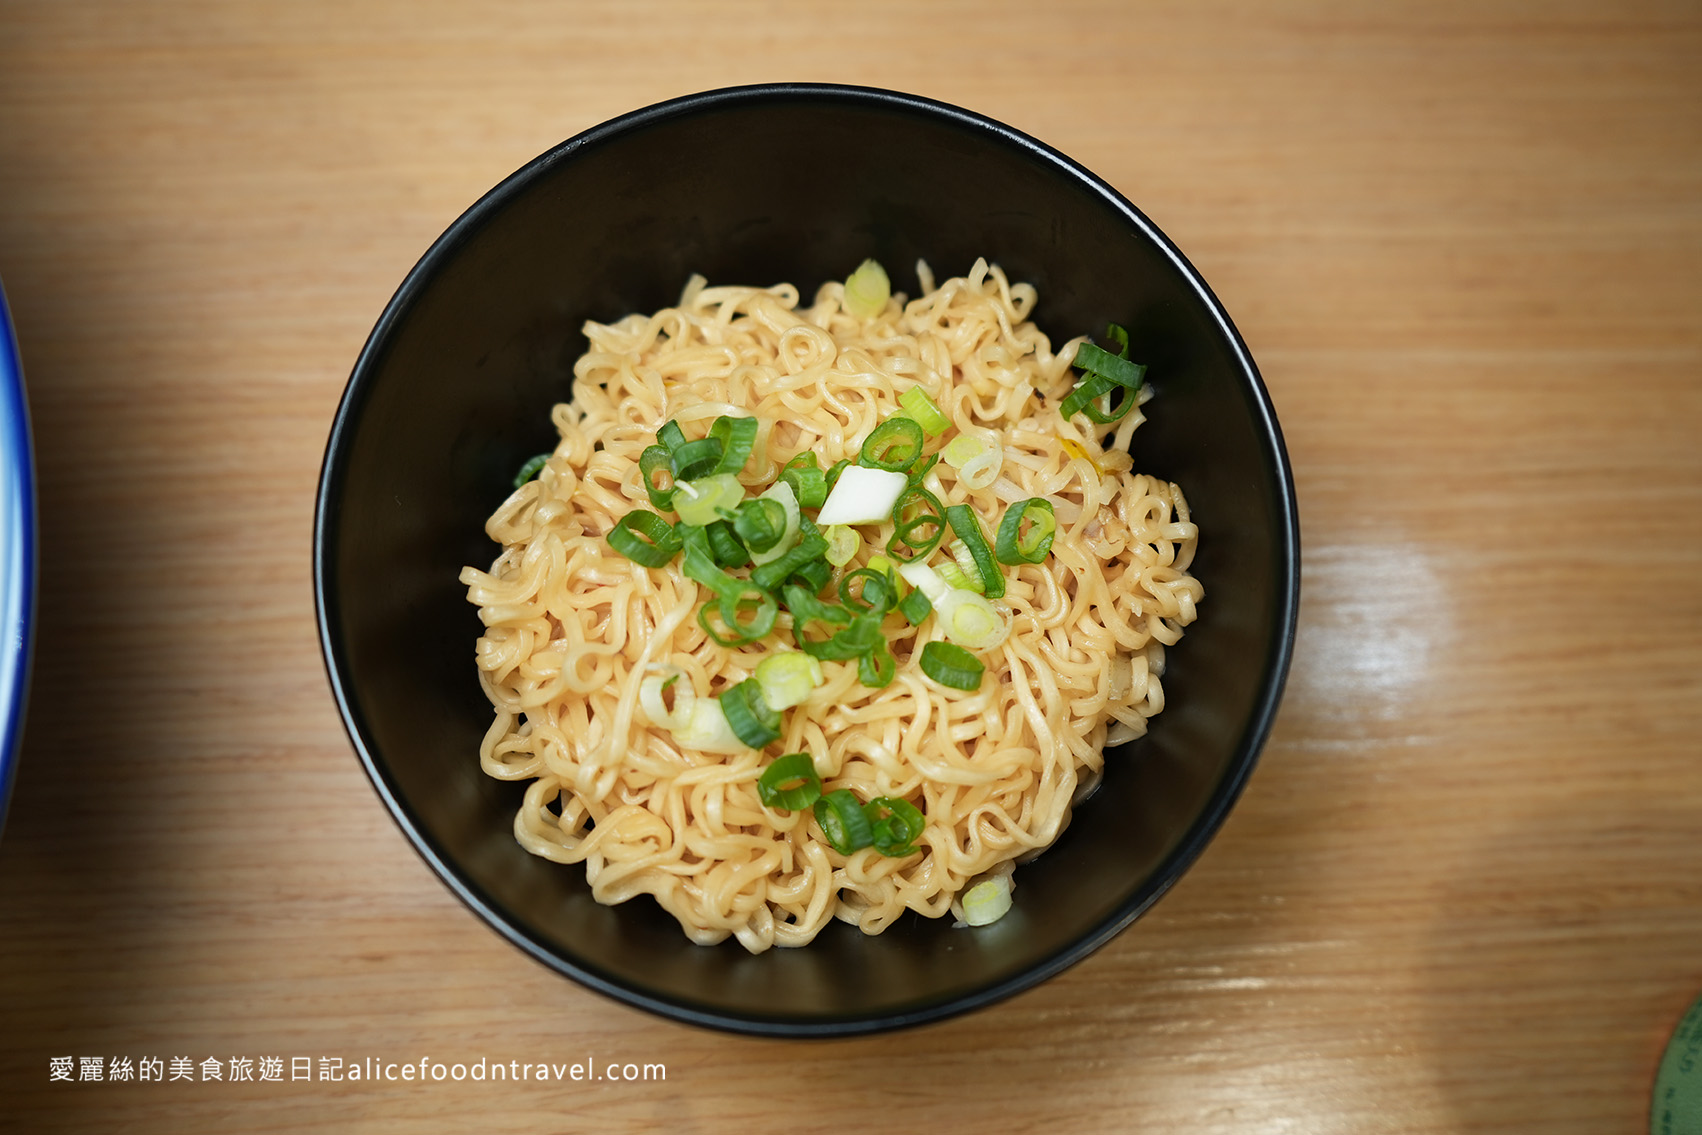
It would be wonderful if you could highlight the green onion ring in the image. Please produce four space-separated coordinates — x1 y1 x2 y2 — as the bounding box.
698 589 778 647
824 458 852 493
898 386 950 437
749 530 829 592
838 566 897 614
814 789 874 854
757 753 822 811
670 437 724 481
606 510 682 568
943 504 1004 599
709 415 759 475
885 485 946 562
638 445 676 510
780 452 829 509
718 679 782 748
858 642 896 689
733 497 787 554
919 640 986 691
858 417 925 472
703 519 749 567
898 588 932 626
995 498 1057 564
656 420 686 453
513 452 550 488
864 795 924 856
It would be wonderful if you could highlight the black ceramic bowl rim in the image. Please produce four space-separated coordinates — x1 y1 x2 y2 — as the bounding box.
314 82 1300 1036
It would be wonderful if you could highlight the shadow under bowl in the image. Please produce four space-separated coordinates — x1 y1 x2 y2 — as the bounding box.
314 83 1299 1036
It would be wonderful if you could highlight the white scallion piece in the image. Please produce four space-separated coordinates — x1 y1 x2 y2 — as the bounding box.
748 479 801 566
816 465 909 526
962 874 1014 926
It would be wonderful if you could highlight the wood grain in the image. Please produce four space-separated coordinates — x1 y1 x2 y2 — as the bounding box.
1 2 1698 1131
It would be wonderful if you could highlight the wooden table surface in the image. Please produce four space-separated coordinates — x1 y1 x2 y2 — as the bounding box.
2 2 1698 1132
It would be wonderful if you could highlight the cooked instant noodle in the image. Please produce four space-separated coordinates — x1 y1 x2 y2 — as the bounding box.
460 258 1202 952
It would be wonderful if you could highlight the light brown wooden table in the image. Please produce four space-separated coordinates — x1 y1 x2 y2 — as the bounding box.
2 2 1698 1131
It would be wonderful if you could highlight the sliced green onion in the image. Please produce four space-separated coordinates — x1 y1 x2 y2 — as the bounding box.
839 566 898 614
1063 328 1147 425
670 437 724 481
824 458 852 493
699 589 777 646
783 584 852 636
672 696 746 753
1060 371 1138 424
817 465 909 526
898 588 932 626
703 519 749 567
936 560 982 595
938 590 1006 649
780 452 828 509
906 450 940 488
858 642 896 689
749 529 830 592
719 679 783 748
957 448 1001 491
755 651 824 710
942 434 985 468
607 510 682 567
962 874 1013 926
671 472 744 526
919 640 986 691
943 504 1005 599
513 453 550 488
886 485 946 562
1073 341 1145 390
822 524 861 567
656 420 687 453
901 562 1009 649
708 415 759 475
638 445 676 510
814 789 874 853
897 387 950 437
733 497 788 554
996 498 1057 564
757 753 822 811
858 417 925 472
864 796 924 856
796 611 883 661
843 259 891 320
748 480 802 567
639 668 692 730
789 557 833 595
681 532 743 596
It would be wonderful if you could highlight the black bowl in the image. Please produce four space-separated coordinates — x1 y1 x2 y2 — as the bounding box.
314 83 1299 1036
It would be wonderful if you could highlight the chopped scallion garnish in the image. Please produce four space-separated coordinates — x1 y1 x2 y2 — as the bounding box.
943 504 1004 599
779 452 828 509
638 445 676 509
732 497 788 554
919 640 986 691
754 651 824 711
513 452 551 488
864 796 924 857
757 753 822 811
897 386 950 437
814 789 874 854
719 679 783 748
822 524 861 567
670 437 724 481
607 510 683 568
858 417 925 472
708 414 759 476
843 259 891 320
671 472 744 526
995 498 1057 564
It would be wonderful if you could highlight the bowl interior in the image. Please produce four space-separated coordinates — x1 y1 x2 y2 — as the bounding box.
316 86 1297 1035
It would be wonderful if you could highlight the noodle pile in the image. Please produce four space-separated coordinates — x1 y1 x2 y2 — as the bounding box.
460 258 1202 952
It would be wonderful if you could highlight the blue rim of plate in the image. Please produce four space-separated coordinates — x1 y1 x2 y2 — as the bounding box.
0 274 36 840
